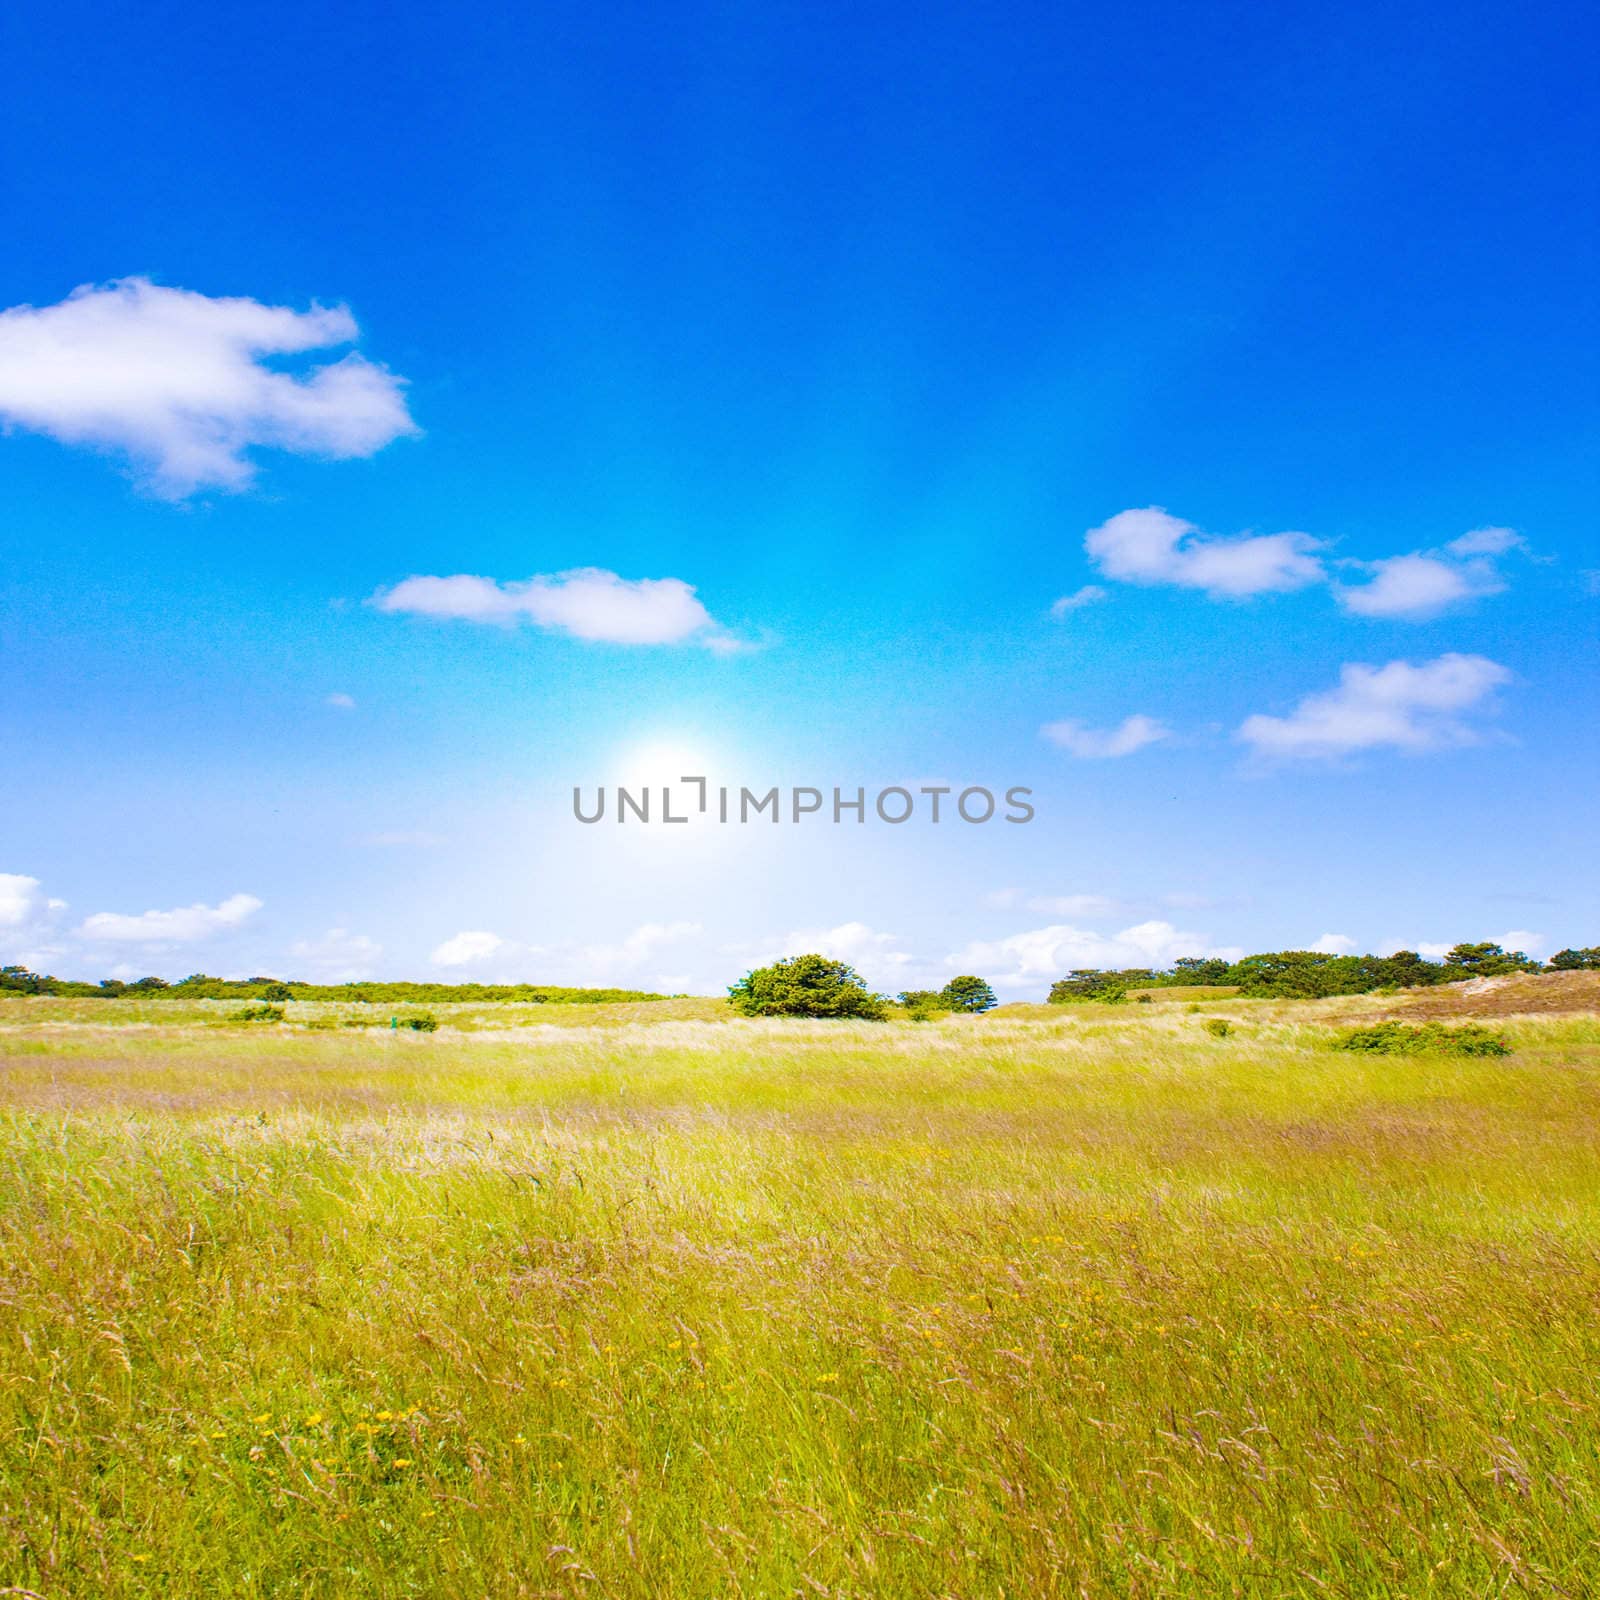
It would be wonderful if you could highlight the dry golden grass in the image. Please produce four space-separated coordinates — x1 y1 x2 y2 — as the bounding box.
1 983 1598 1597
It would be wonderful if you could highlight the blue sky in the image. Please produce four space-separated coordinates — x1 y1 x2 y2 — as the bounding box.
1 0 1595 995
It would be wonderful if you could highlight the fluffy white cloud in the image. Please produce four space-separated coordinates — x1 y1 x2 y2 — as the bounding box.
1080 509 1525 618
1237 653 1511 760
428 922 701 985
1498 929 1546 958
577 921 702 978
0 873 49 928
0 277 416 497
374 568 739 650
1050 584 1108 615
430 930 507 968
288 928 383 983
1334 528 1526 619
945 920 1241 993
1085 507 1325 598
734 920 913 970
1334 553 1501 619
77 892 262 944
1310 933 1358 954
1448 526 1524 558
1041 713 1169 759
325 692 357 710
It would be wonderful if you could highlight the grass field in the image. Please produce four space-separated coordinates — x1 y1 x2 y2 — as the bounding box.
3 983 1599 1597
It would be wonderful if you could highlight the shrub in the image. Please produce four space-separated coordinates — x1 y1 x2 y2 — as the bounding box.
729 955 888 1019
234 1003 284 1023
897 990 947 1021
258 982 295 1002
397 1014 438 1032
1332 1022 1511 1057
940 976 997 1014
1135 994 1153 1004
1204 1018 1232 1038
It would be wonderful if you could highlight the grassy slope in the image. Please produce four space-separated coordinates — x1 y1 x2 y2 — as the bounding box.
2 988 1598 1597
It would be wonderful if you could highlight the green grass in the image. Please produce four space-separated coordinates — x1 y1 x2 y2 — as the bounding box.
2 1002 1599 1596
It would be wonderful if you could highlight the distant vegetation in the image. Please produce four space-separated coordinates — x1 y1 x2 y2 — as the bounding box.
0 969 669 1004
896 976 998 1019
3 941 1594 1013
1049 941 1595 1004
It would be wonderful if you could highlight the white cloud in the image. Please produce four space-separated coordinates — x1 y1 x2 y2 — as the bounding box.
1497 929 1546 958
1042 713 1170 759
325 692 357 710
1334 536 1515 619
1237 653 1511 761
77 892 262 944
1448 526 1524 557
1085 507 1325 598
1310 933 1357 954
1050 584 1108 616
1416 942 1454 959
427 921 701 985
945 919 1242 993
430 930 507 968
0 873 48 928
373 567 739 650
1082 508 1525 618
288 928 383 983
578 921 702 977
0 277 416 497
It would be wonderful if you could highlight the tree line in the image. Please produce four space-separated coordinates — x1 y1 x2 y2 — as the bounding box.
1048 942 1600 1003
0 970 669 1004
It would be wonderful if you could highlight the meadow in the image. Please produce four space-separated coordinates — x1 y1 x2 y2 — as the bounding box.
2 982 1599 1598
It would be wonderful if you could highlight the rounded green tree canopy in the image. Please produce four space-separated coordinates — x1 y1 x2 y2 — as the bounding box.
940 975 998 1013
728 954 888 1019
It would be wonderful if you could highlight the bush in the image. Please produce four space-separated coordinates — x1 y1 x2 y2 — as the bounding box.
1135 994 1153 1004
729 955 888 1019
940 976 997 1014
897 990 947 1021
234 1003 284 1023
1204 1018 1232 1037
1332 1022 1511 1057
397 1014 438 1032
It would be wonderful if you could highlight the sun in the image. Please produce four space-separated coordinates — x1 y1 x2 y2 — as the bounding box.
611 735 725 791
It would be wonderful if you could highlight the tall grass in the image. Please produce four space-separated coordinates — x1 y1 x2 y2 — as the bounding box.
2 1004 1598 1596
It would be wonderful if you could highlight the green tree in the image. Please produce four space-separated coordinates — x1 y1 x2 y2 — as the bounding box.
940 975 997 1013
728 954 887 1019
1172 956 1231 985
1549 947 1600 971
1444 942 1539 976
